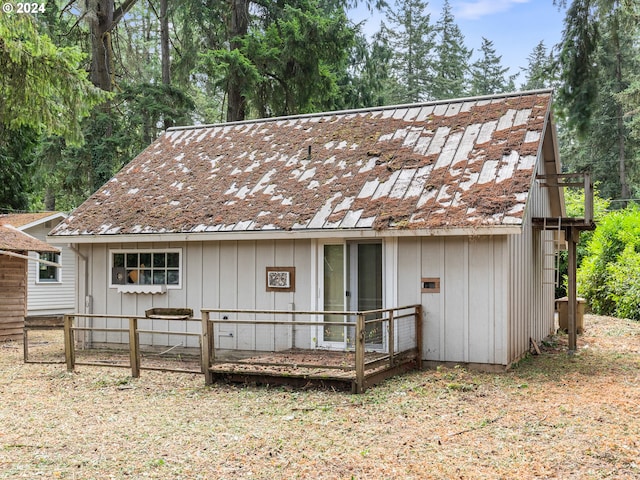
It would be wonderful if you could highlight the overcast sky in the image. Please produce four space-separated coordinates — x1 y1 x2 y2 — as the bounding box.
350 0 568 87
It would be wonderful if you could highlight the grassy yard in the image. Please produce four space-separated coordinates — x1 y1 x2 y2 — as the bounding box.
1 315 639 479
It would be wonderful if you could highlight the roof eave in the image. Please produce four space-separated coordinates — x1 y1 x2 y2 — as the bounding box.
48 225 524 244
17 212 67 232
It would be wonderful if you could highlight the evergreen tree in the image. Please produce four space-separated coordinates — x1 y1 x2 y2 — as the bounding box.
469 37 516 96
555 0 599 135
430 0 471 100
0 127 38 212
0 13 105 143
556 0 640 202
380 0 435 103
337 30 396 109
201 0 356 118
0 12 105 211
521 41 556 90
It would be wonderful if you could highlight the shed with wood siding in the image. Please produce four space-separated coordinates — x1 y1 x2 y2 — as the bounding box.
0 224 60 341
0 212 76 317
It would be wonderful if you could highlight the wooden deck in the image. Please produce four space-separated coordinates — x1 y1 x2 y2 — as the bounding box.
208 348 420 393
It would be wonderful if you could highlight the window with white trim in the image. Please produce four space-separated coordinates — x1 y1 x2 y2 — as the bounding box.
38 252 60 283
110 249 182 288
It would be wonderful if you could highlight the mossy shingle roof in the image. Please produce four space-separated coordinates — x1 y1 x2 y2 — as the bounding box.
51 90 553 237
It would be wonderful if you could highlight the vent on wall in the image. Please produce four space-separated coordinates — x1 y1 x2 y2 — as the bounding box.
421 277 440 293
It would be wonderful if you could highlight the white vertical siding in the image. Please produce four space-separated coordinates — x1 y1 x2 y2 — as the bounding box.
506 160 556 364
398 235 509 366
25 223 76 315
76 200 555 366
82 239 314 350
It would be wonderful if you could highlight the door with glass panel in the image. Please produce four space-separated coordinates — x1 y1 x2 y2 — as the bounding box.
321 242 383 348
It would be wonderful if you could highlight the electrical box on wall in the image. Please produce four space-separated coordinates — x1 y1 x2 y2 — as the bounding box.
421 277 440 293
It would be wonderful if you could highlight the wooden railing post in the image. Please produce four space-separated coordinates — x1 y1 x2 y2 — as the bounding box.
355 313 365 393
129 317 140 378
63 315 75 372
388 309 395 367
201 311 213 384
415 305 423 370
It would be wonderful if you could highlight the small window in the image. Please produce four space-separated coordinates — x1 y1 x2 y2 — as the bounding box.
111 249 181 288
38 252 60 283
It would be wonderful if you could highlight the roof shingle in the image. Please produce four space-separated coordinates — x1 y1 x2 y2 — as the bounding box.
0 225 60 253
52 91 553 237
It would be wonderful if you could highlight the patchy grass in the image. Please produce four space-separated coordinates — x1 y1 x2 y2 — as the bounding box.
1 314 639 479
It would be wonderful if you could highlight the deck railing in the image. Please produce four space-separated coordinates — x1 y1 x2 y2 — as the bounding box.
62 313 203 377
61 305 423 392
201 305 422 393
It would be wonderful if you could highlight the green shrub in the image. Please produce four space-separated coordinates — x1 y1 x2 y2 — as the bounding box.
578 205 640 320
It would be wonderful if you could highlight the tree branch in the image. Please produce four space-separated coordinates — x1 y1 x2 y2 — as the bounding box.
112 0 140 29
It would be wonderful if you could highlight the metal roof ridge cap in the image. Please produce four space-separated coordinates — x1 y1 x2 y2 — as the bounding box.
166 89 555 133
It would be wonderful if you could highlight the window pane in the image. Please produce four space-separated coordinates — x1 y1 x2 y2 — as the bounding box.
153 271 166 284
139 253 151 268
127 269 139 284
113 253 125 268
126 253 139 268
167 252 179 268
39 253 59 281
140 270 152 285
323 244 345 342
153 253 166 268
167 270 179 285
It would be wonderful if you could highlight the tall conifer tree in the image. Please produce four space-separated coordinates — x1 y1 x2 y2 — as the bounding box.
430 0 471 100
380 0 435 103
469 37 516 96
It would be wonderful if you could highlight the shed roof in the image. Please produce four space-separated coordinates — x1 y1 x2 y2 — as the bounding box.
51 90 556 238
0 224 60 253
0 212 65 230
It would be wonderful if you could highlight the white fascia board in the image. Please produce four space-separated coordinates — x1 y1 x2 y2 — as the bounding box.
18 212 68 232
47 225 523 245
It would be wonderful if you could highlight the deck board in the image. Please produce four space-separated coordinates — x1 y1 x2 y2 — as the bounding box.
209 349 419 392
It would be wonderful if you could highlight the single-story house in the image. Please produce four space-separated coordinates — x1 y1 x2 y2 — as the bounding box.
48 89 564 369
0 223 61 341
0 212 76 318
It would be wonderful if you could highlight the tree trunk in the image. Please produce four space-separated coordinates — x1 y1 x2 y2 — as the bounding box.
612 12 629 203
88 0 115 91
160 0 173 130
44 187 56 211
87 0 140 92
226 0 249 122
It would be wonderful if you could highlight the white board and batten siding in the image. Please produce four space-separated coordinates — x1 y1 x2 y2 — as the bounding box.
398 235 509 367
78 231 547 369
506 157 557 365
78 240 314 351
24 222 76 316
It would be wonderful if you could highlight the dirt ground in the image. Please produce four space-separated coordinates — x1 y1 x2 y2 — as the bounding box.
1 314 638 479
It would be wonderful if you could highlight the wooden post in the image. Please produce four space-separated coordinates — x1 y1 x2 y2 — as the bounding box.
63 315 75 372
388 309 395 367
567 227 578 352
23 327 29 363
415 305 423 370
129 317 140 378
201 311 213 384
584 173 593 226
355 313 365 394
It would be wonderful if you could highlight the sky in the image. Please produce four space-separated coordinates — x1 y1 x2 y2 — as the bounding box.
350 0 568 87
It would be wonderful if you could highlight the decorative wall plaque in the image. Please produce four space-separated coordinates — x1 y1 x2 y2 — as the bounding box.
266 267 295 292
